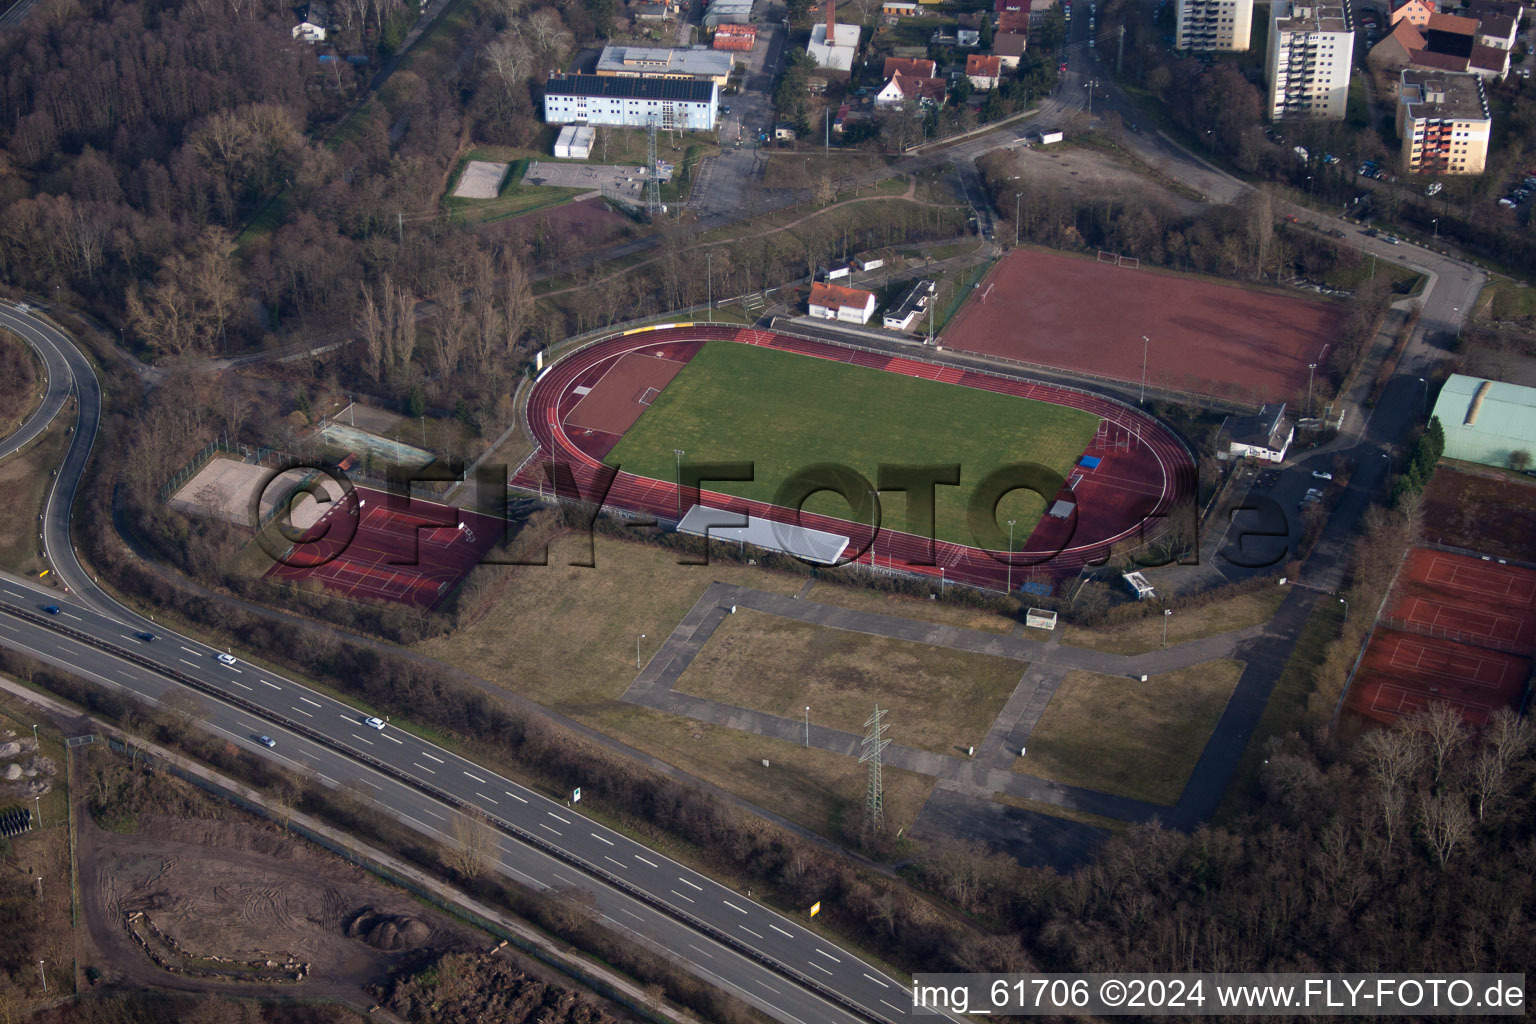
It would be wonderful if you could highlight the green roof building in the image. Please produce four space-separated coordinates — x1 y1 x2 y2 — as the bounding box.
1429 373 1536 469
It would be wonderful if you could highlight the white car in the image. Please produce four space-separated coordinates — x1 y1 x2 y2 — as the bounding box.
1312 470 1333 480
216 653 237 666
363 716 386 730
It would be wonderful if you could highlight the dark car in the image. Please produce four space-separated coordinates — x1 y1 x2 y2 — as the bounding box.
135 631 155 642
42 605 59 614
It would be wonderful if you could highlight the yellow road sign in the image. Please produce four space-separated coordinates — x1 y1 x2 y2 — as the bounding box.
810 901 821 917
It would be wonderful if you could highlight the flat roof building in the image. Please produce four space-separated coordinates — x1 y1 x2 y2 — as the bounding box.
882 280 935 332
703 0 754 26
596 45 735 86
1222 403 1294 461
1267 1 1355 120
807 21 859 71
1176 0 1254 50
1398 69 1491 174
543 74 718 131
1430 374 1536 468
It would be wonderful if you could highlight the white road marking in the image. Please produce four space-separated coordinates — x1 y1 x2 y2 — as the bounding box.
590 832 613 845
677 877 702 891
420 807 447 821
604 856 626 869
808 961 833 976
621 908 643 921
816 948 840 962
634 854 658 868
258 678 279 689
769 925 793 938
540 823 561 835
413 762 436 774
298 696 321 707
226 665 242 674
553 873 575 885
740 925 763 938
504 790 527 803
177 658 197 669
755 980 780 994
476 792 498 805
180 645 198 655
379 732 402 744
864 972 890 988
669 889 695 903
723 900 747 914
547 811 571 824
289 705 312 717
880 999 905 1015
350 733 374 746
420 752 443 763
61 612 81 620
462 770 486 783
230 680 251 691
120 634 140 643
688 943 713 959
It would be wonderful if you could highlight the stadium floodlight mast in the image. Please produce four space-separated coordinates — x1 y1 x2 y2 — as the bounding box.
868 489 879 572
1014 192 1023 246
1006 519 1017 594
673 448 686 518
1140 335 1150 406
804 706 810 748
1306 362 1317 417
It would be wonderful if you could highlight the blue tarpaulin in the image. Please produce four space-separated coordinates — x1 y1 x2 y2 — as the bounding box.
1079 455 1102 468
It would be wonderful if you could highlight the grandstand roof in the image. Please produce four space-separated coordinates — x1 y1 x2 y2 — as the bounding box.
678 505 849 564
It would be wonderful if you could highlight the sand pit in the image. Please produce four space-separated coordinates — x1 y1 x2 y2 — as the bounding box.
170 457 347 530
452 160 510 199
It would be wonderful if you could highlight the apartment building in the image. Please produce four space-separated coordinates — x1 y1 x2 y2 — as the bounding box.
1267 1 1356 120
1175 0 1254 51
1397 69 1491 173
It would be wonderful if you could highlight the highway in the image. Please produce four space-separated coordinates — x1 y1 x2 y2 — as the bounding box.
0 301 928 1024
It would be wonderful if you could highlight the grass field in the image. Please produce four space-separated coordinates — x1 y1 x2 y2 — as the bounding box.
0 415 70 576
674 608 1024 755
1015 659 1244 805
603 342 1101 546
1058 588 1288 655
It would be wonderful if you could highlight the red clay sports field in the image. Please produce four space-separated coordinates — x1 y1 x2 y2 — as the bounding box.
515 324 1198 592
943 249 1341 405
1347 547 1536 727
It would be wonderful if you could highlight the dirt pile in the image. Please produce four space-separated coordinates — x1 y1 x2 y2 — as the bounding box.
344 908 432 951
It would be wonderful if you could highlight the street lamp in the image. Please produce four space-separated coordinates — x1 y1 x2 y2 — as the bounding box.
1014 191 1023 246
804 706 810 748
1140 335 1150 406
706 251 713 322
1306 362 1317 417
1452 306 1463 341
1307 174 1314 199
1339 597 1349 620
1419 376 1429 415
1163 608 1172 648
673 449 686 518
868 490 879 572
1432 217 1439 240
1006 519 1017 594
637 634 645 669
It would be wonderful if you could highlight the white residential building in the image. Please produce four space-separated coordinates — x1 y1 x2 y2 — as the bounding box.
1267 1 1356 121
807 21 860 71
1175 0 1254 50
543 75 718 131
809 282 877 325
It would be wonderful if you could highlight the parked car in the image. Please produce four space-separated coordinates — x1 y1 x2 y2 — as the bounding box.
1500 197 1519 207
1425 182 1442 195
1312 470 1334 480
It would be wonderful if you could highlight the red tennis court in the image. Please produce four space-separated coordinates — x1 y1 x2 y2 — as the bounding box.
1349 629 1530 727
1383 548 1536 653
263 486 505 608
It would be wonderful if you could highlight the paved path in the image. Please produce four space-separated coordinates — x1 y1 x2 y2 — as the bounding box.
619 579 1314 868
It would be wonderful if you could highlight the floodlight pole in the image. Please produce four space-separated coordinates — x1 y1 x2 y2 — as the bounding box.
804 706 810 747
1014 192 1022 246
1419 376 1429 415
867 490 879 572
1306 362 1317 417
1140 335 1149 406
673 449 686 519
1163 608 1171 647
637 633 645 669
1339 596 1349 620
706 251 713 322
1006 519 1016 594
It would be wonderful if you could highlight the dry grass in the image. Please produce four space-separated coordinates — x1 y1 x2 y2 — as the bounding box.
585 704 934 840
0 415 71 576
417 535 806 711
674 608 1025 755
0 330 40 440
804 582 1015 634
1015 659 1245 805
1059 589 1286 655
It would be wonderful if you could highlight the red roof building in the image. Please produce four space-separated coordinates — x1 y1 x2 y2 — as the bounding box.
808 282 878 324
883 56 937 77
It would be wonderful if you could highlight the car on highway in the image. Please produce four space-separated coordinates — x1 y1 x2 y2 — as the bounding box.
363 716 386 730
1312 470 1333 480
216 653 238 666
42 605 59 614
1382 234 1401 244
135 631 155 642
257 735 276 748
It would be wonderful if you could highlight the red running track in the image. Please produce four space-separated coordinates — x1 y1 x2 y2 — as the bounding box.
517 325 1198 593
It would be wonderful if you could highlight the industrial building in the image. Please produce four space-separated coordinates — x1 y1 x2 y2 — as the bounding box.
596 45 736 86
1175 0 1253 50
1397 70 1490 174
543 74 718 130
1430 374 1536 469
712 23 756 50
807 12 859 71
1266 1 1355 120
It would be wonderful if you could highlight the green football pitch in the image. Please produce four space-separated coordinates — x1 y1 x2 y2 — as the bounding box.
603 342 1100 547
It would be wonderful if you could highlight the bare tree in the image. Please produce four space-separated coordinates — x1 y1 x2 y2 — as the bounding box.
447 809 498 879
357 283 386 383
1419 702 1468 785
1465 707 1530 821
1416 787 1472 867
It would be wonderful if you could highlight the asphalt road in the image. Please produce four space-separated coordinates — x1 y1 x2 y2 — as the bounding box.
0 305 72 461
0 301 929 1024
